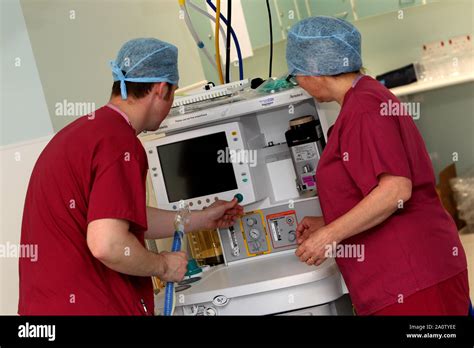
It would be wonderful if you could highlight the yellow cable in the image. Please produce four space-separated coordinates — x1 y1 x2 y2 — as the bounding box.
214 0 224 84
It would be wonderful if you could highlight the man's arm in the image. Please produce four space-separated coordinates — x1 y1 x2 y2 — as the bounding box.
145 207 173 239
145 199 243 239
87 218 187 282
144 207 200 239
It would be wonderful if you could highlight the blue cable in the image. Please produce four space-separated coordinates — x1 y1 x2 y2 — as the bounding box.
163 230 184 316
206 0 244 80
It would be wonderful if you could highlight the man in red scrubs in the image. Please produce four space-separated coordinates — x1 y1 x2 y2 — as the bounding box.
18 38 242 315
286 17 470 315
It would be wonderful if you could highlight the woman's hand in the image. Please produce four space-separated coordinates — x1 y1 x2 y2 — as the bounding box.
295 216 325 244
295 226 339 266
199 198 244 230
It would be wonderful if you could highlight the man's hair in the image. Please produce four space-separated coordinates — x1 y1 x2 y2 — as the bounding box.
111 81 155 99
111 76 174 100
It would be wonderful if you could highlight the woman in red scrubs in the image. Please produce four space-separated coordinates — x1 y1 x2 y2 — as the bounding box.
287 16 470 315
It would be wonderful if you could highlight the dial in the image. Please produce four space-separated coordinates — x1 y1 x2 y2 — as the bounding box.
249 228 260 240
288 230 296 242
246 218 257 226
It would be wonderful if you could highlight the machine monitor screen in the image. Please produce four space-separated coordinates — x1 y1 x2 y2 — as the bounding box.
157 131 238 202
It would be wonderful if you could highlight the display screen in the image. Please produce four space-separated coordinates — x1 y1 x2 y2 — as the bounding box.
157 131 238 202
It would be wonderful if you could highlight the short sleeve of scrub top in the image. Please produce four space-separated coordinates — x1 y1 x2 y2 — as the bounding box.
87 146 148 233
340 111 413 196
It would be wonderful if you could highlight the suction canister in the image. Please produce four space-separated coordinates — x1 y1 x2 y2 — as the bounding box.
285 115 326 193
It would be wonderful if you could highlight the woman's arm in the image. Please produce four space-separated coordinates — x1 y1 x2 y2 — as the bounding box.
331 174 412 241
295 174 412 265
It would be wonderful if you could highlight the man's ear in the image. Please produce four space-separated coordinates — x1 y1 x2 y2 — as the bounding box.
155 82 170 100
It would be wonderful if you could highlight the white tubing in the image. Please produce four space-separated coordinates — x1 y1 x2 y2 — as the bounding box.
187 0 230 80
181 3 217 69
188 0 227 46
175 79 208 94
272 0 286 39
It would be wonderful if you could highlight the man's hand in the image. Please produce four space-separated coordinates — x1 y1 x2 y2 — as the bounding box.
295 226 338 266
295 216 325 244
158 251 188 282
199 198 244 230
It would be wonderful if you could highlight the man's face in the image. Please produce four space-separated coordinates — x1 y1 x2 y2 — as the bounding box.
145 83 177 131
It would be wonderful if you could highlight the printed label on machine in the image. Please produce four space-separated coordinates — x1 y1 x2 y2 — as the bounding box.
291 143 318 162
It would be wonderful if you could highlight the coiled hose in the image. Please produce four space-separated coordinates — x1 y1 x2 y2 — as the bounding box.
163 203 189 316
163 229 184 316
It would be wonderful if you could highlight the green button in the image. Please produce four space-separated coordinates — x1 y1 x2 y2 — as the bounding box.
243 178 248 182
234 193 243 203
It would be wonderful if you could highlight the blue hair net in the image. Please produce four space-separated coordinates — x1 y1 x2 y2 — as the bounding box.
286 16 362 76
110 38 179 100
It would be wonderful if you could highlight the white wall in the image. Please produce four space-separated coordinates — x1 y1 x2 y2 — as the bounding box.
20 0 207 133
1 0 53 145
0 0 54 315
0 137 52 315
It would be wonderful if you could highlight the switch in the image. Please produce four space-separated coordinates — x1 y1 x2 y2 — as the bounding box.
232 246 240 256
269 220 282 241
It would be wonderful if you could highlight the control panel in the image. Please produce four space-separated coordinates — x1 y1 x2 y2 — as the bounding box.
218 199 320 263
240 212 271 256
266 211 298 249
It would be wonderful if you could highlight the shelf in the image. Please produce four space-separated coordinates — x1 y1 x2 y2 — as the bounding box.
390 72 474 97
152 87 312 135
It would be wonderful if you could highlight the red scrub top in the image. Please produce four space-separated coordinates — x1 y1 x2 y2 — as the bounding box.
18 106 153 315
316 75 468 315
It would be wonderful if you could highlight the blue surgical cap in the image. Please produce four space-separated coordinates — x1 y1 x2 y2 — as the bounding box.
286 16 362 76
110 38 179 100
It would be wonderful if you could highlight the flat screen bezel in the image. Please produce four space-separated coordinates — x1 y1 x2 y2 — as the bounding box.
145 122 256 210
156 131 238 202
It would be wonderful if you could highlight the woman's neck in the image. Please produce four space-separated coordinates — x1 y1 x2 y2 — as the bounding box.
331 73 362 105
